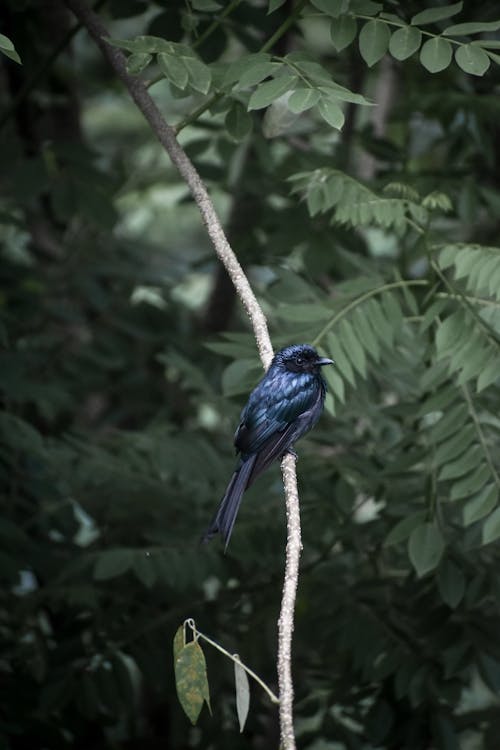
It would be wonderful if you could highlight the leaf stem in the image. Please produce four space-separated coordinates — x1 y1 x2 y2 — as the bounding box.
185 619 280 704
313 279 428 346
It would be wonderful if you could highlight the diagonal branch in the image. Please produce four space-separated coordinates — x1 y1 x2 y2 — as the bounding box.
64 0 273 369
62 2 302 747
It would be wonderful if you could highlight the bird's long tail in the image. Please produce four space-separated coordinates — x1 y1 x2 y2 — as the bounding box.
202 455 257 550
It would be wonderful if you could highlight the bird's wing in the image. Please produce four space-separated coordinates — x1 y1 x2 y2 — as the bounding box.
235 380 324 489
235 376 317 456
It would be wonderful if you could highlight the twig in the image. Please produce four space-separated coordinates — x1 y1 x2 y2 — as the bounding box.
62 2 302 746
185 618 280 705
278 452 301 750
63 0 273 369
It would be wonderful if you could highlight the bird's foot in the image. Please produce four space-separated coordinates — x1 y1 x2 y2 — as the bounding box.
286 447 298 459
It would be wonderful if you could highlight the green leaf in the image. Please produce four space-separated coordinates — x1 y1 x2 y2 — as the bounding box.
311 0 349 16
420 37 453 73
0 33 21 64
444 20 500 36
408 522 445 577
287 88 321 113
389 26 422 60
126 52 152 75
432 403 469 443
438 446 480 481
236 60 276 89
183 56 212 94
317 97 345 129
359 20 390 67
411 2 462 26
330 16 358 52
328 333 355 386
434 425 475 465
323 366 345 403
476 354 499 392
483 507 500 545
352 307 381 361
435 311 468 357
247 74 297 110
455 44 490 76
383 511 426 547
94 549 133 580
173 625 185 664
450 464 490 501
174 641 211 724
339 318 367 378
463 484 498 526
225 102 253 141
351 0 382 14
438 559 465 608
268 0 287 11
234 657 250 732
158 52 189 89
320 81 373 106
107 35 171 53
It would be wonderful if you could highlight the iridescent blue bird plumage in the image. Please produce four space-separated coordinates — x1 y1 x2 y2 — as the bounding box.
202 344 333 550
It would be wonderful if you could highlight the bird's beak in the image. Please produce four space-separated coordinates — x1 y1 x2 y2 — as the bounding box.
317 357 334 366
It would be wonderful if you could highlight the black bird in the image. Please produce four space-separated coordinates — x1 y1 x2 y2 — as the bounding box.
203 344 333 549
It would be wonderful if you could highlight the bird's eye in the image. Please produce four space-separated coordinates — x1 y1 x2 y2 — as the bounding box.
295 356 303 365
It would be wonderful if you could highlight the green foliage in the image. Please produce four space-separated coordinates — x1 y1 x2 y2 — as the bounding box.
0 32 21 64
3 0 500 748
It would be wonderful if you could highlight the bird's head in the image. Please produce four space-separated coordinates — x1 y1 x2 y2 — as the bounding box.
274 344 334 374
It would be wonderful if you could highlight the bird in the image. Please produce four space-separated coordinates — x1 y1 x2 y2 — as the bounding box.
202 343 333 550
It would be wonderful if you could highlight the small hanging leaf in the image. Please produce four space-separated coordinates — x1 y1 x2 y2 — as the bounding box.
234 656 250 732
420 37 453 73
359 19 390 67
173 625 185 664
408 522 445 577
287 88 321 113
317 97 345 129
330 16 358 52
455 44 490 76
174 640 211 725
389 26 422 60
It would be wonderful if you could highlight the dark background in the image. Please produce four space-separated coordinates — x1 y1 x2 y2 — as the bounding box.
2 1 500 748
